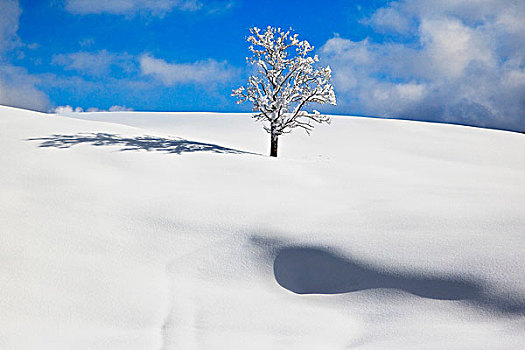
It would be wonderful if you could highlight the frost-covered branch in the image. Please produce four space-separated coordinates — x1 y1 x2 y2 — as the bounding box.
232 26 336 156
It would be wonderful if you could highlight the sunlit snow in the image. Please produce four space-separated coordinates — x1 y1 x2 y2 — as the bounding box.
1 105 524 349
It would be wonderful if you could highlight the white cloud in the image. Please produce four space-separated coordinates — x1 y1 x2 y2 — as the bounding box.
420 18 495 78
52 50 133 76
0 0 20 54
0 0 49 111
79 37 95 48
54 105 134 113
64 0 202 17
364 5 411 34
0 65 49 111
321 0 525 132
53 105 83 113
109 105 133 112
140 54 235 85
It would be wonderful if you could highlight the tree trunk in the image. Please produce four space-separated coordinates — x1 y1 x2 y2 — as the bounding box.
270 133 278 157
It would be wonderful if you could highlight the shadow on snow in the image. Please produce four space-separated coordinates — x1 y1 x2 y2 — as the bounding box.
272 246 525 315
27 133 256 155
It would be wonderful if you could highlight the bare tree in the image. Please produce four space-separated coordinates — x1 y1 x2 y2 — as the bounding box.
232 26 336 157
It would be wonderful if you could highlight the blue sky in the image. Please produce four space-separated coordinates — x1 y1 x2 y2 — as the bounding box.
1 0 524 132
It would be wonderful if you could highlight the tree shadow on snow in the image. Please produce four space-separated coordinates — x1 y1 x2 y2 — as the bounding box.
273 246 525 315
27 133 256 155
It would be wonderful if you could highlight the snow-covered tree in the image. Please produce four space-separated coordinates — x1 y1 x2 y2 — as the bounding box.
232 26 336 157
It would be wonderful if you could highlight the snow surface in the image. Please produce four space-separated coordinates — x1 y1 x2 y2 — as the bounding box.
1 105 524 349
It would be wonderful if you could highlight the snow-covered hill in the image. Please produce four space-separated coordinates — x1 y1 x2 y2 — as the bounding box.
1 105 524 349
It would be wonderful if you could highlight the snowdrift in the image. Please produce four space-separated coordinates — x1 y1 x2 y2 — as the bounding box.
1 105 524 349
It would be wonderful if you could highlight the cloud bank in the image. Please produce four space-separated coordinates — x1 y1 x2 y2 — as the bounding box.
53 105 133 113
52 50 133 76
64 0 203 16
0 65 49 111
140 54 235 85
0 0 20 54
321 0 525 132
0 0 49 111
